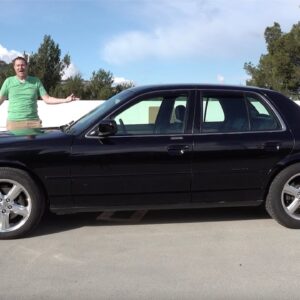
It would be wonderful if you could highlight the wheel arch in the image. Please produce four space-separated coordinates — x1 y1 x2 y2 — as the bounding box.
0 161 49 208
263 153 300 201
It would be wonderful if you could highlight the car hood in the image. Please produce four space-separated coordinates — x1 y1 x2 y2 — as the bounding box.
0 127 68 144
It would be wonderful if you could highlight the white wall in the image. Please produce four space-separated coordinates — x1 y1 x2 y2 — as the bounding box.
0 100 103 130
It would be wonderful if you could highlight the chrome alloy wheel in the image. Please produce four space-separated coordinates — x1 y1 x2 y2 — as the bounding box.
0 179 32 233
281 173 300 220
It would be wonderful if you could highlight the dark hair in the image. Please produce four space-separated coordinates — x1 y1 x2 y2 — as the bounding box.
12 56 28 66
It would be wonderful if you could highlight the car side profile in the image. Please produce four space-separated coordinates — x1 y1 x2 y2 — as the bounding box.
1 84 300 238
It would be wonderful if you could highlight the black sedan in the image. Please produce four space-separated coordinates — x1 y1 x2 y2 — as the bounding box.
1 84 300 238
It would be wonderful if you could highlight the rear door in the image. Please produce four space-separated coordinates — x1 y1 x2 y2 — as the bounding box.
191 89 294 204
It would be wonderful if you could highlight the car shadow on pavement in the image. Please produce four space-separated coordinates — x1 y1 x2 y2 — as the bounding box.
31 206 270 238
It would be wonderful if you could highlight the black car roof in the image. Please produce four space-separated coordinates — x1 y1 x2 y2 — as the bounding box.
126 83 272 95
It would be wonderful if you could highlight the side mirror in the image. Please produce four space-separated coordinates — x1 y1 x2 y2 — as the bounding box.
97 119 118 137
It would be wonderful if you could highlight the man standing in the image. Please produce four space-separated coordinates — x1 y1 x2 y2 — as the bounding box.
0 56 79 130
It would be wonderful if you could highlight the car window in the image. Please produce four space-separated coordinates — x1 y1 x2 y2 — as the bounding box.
69 89 134 134
203 98 225 122
201 92 249 133
201 91 282 133
246 94 281 131
111 93 188 135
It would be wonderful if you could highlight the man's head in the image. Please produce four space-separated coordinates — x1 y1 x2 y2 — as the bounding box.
13 56 28 80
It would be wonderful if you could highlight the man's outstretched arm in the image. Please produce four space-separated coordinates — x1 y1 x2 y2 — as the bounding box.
41 93 79 104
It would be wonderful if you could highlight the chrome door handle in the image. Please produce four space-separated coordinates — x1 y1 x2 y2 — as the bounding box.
167 145 189 156
262 141 281 151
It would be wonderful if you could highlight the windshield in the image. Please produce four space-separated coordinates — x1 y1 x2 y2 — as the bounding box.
68 89 134 134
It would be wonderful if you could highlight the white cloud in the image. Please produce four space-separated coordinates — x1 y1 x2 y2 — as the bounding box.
0 44 22 63
217 74 225 83
102 0 300 64
62 63 80 80
113 76 134 86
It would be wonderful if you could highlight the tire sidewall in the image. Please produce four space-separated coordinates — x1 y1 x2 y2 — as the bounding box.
267 163 300 228
0 168 44 239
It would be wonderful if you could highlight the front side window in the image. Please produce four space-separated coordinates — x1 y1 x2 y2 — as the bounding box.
111 93 188 135
70 89 134 134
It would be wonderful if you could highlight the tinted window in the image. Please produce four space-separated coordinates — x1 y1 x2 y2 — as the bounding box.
201 91 282 133
201 92 249 133
203 98 225 122
70 89 134 134
111 93 188 135
246 93 281 131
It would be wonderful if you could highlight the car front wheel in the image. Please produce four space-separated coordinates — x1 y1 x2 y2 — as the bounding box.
266 163 300 228
0 168 45 239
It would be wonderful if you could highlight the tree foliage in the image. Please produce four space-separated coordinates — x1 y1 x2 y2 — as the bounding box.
0 60 14 87
52 70 134 100
86 69 114 99
52 74 86 98
244 22 300 97
114 81 135 94
28 35 70 93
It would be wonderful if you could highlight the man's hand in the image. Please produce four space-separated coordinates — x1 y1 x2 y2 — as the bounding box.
66 93 80 102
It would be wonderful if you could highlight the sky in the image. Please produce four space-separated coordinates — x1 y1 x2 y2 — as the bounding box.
0 0 299 86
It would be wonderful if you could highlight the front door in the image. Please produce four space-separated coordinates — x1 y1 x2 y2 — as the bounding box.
71 90 195 209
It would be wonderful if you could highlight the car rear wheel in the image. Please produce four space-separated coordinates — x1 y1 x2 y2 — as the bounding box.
266 163 300 228
0 168 45 239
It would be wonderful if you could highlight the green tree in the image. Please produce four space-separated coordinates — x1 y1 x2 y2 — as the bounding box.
28 35 70 93
86 69 114 99
53 74 86 99
264 22 282 55
113 81 135 94
0 60 14 87
63 74 86 98
244 22 300 97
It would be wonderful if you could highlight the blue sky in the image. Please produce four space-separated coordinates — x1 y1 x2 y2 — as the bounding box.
0 0 299 86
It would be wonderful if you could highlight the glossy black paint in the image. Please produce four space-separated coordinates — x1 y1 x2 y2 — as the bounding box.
192 130 293 203
71 134 193 207
0 129 73 207
1 84 300 214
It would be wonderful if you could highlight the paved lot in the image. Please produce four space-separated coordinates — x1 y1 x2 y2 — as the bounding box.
1 207 300 300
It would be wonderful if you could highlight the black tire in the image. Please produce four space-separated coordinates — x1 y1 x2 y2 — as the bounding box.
266 163 300 228
0 167 45 239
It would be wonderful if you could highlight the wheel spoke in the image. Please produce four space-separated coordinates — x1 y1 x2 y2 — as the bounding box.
11 204 29 218
283 184 299 198
6 184 23 201
287 198 300 214
0 213 10 230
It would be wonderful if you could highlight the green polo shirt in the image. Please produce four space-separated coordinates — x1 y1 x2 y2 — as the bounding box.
0 76 47 121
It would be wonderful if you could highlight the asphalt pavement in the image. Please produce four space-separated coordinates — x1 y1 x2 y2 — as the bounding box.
1 207 300 300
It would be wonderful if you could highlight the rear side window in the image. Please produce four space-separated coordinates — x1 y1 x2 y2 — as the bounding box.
202 92 249 133
246 93 281 131
203 98 224 122
201 91 282 133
